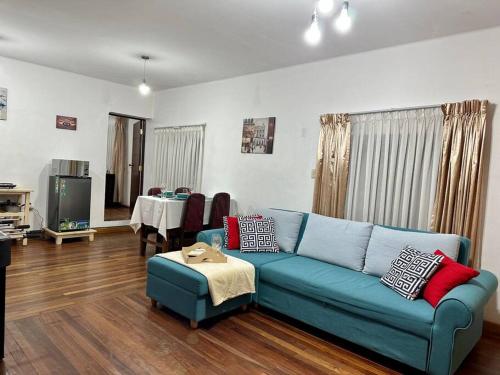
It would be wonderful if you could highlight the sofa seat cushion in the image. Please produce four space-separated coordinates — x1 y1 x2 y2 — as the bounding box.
222 249 295 269
260 256 435 338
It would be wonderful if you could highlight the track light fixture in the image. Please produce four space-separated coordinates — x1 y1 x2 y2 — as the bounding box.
305 0 353 46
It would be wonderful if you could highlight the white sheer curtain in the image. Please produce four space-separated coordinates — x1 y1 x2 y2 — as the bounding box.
153 125 205 192
345 107 443 230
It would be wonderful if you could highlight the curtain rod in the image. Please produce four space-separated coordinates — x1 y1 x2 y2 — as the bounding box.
348 104 441 117
154 123 206 131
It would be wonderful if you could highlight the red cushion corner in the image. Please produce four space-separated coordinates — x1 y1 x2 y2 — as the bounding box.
423 249 480 307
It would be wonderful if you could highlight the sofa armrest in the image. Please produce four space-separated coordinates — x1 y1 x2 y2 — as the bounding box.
428 270 498 374
196 229 225 246
435 269 498 321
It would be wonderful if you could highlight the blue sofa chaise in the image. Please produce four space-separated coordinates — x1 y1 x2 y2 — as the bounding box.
194 212 497 375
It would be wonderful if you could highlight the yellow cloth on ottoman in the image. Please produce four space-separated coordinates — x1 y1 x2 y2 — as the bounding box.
156 251 255 306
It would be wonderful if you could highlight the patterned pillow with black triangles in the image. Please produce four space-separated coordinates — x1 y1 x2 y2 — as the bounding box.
380 246 444 300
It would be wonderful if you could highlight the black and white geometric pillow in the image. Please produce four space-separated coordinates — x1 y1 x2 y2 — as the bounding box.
238 217 279 253
380 246 443 300
222 216 230 248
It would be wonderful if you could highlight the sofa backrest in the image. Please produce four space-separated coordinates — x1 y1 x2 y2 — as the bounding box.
292 212 470 266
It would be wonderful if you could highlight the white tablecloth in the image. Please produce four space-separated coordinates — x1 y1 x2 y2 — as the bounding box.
129 196 236 239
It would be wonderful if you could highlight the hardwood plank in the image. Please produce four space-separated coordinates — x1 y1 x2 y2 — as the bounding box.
2 232 498 374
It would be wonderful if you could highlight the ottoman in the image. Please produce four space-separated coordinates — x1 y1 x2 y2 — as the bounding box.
146 256 253 328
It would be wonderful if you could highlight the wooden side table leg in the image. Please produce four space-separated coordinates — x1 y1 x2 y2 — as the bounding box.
23 192 31 226
140 224 146 256
55 236 63 246
190 320 198 329
89 233 95 242
22 238 28 246
161 235 168 253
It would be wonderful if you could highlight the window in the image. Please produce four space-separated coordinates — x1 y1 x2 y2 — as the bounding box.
345 108 443 230
152 125 205 192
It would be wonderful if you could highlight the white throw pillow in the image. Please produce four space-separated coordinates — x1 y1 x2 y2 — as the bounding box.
257 208 304 253
296 213 373 271
363 226 460 277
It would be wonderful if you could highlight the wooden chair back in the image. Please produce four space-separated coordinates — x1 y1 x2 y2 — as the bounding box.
208 192 230 229
181 193 206 233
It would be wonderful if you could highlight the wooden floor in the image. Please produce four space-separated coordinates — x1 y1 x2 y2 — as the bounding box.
2 232 499 374
104 205 131 221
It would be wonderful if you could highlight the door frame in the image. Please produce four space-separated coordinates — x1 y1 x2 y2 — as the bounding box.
108 112 147 206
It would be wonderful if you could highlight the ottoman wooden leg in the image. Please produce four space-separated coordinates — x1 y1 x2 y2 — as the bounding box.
241 304 248 312
190 320 198 329
151 299 157 308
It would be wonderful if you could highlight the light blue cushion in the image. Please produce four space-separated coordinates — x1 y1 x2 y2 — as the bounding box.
258 208 304 253
296 213 373 271
363 225 461 277
260 256 435 338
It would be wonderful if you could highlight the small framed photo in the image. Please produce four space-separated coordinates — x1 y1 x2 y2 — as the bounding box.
241 117 276 154
56 115 77 131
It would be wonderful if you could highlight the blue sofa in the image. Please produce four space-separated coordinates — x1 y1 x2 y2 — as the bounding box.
195 213 498 375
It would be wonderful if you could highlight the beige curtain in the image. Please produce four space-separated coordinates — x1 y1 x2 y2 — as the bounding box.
431 100 488 267
312 114 351 218
112 117 127 203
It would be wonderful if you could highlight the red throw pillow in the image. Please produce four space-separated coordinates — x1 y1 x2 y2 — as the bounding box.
423 250 479 307
223 216 240 250
223 215 262 250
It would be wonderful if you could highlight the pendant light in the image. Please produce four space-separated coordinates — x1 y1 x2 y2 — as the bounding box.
335 1 352 33
138 56 151 96
304 9 321 46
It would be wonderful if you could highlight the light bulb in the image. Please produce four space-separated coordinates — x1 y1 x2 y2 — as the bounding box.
317 0 334 15
139 81 151 96
335 1 352 33
304 12 321 45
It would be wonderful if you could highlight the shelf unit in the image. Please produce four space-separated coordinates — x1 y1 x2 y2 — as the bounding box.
0 188 32 246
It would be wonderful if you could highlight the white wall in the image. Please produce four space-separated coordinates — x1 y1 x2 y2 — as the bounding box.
147 26 500 323
0 56 153 228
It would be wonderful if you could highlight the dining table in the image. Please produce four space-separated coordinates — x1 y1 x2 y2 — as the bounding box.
129 195 237 240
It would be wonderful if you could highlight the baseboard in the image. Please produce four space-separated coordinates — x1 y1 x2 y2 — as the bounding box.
484 321 500 336
95 226 133 234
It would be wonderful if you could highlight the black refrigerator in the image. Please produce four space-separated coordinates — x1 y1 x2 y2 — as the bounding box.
47 159 92 232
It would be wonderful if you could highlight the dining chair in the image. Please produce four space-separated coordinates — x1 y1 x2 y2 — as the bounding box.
175 187 192 194
178 193 206 248
208 192 230 229
147 187 162 196
140 187 167 255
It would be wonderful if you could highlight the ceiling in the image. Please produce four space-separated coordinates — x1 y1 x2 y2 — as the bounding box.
1 0 500 90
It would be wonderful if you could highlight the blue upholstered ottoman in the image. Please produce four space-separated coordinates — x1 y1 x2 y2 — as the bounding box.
146 255 253 328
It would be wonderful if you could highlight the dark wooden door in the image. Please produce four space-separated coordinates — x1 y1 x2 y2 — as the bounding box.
129 120 145 212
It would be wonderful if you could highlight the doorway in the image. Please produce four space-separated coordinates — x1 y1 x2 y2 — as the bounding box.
104 113 146 221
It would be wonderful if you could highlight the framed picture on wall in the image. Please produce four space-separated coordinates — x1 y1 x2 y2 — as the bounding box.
0 88 7 120
56 115 77 130
241 117 276 154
